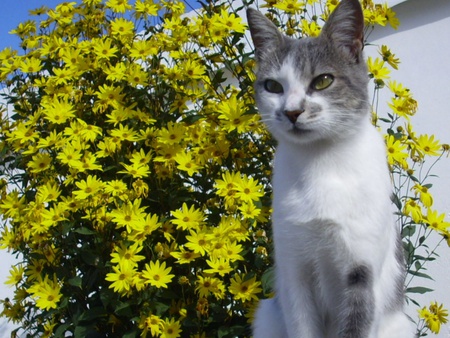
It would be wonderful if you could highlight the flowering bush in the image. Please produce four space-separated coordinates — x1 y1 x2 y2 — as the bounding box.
0 0 448 337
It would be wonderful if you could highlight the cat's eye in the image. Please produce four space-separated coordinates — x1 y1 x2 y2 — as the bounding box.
311 74 334 91
264 79 284 94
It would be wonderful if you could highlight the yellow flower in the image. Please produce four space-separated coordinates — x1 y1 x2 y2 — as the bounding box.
134 0 160 19
403 198 423 223
171 203 205 231
363 8 387 27
70 152 100 172
179 59 206 80
19 57 42 73
234 175 264 203
367 56 390 81
430 302 449 326
126 63 148 87
36 181 61 203
110 18 135 37
142 260 175 289
110 242 146 267
229 274 262 302
109 198 146 232
160 317 182 338
388 80 410 98
171 247 201 264
425 209 450 234
379 45 400 70
5 265 24 287
105 261 136 294
274 0 305 14
204 258 233 277
73 175 104 200
106 0 133 13
216 8 247 34
217 94 253 133
388 96 417 119
412 184 433 208
139 314 162 337
28 275 62 311
239 201 261 219
380 4 400 29
57 143 82 168
415 134 441 157
92 38 119 60
95 84 125 108
119 162 151 178
25 259 46 281
215 171 240 197
129 39 158 59
42 319 57 338
0 190 26 218
195 275 226 299
174 151 202 176
223 241 244 262
128 213 160 243
300 19 321 37
185 230 209 256
385 135 408 168
157 122 185 145
28 153 52 174
41 97 76 124
104 179 128 199
41 203 68 227
110 123 138 142
419 302 449 334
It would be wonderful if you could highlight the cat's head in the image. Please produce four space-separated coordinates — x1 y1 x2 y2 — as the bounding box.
247 0 369 145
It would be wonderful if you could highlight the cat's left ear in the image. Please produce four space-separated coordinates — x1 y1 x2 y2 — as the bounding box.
247 8 284 61
321 0 364 62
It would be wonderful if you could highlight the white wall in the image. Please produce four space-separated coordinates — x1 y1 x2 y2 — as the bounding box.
0 0 449 336
368 0 450 336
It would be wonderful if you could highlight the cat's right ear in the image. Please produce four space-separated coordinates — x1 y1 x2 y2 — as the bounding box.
246 8 283 61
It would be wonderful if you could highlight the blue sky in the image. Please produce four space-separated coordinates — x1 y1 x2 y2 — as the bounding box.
0 0 202 52
0 0 77 51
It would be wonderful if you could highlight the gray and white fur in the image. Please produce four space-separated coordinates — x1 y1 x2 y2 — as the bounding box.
247 0 414 337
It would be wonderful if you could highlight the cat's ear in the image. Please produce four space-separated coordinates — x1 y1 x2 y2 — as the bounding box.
247 8 284 61
321 0 364 62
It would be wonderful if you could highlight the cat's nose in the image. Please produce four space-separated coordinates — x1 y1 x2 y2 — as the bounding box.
285 109 304 124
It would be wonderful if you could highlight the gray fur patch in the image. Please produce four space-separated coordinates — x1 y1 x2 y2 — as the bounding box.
391 235 407 311
340 265 374 338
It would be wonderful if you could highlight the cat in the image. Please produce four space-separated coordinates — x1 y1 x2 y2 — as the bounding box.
247 0 414 337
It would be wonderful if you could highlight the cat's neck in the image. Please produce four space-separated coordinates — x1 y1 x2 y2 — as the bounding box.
274 118 384 175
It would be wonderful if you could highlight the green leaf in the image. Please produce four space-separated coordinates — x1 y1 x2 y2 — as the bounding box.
78 307 107 322
402 225 416 237
74 227 96 235
68 276 83 289
154 301 171 315
115 301 133 317
74 325 88 338
54 322 72 338
261 266 275 295
406 286 434 294
391 193 402 210
407 269 434 281
122 329 139 338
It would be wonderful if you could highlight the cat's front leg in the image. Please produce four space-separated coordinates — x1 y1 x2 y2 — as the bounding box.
337 265 377 338
276 261 325 338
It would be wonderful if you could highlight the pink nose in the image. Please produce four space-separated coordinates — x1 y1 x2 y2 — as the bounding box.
285 110 304 124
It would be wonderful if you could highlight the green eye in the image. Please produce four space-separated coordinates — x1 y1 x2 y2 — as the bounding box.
311 74 334 91
264 79 284 94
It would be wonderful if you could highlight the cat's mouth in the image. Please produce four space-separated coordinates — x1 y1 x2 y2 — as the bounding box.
289 124 312 135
